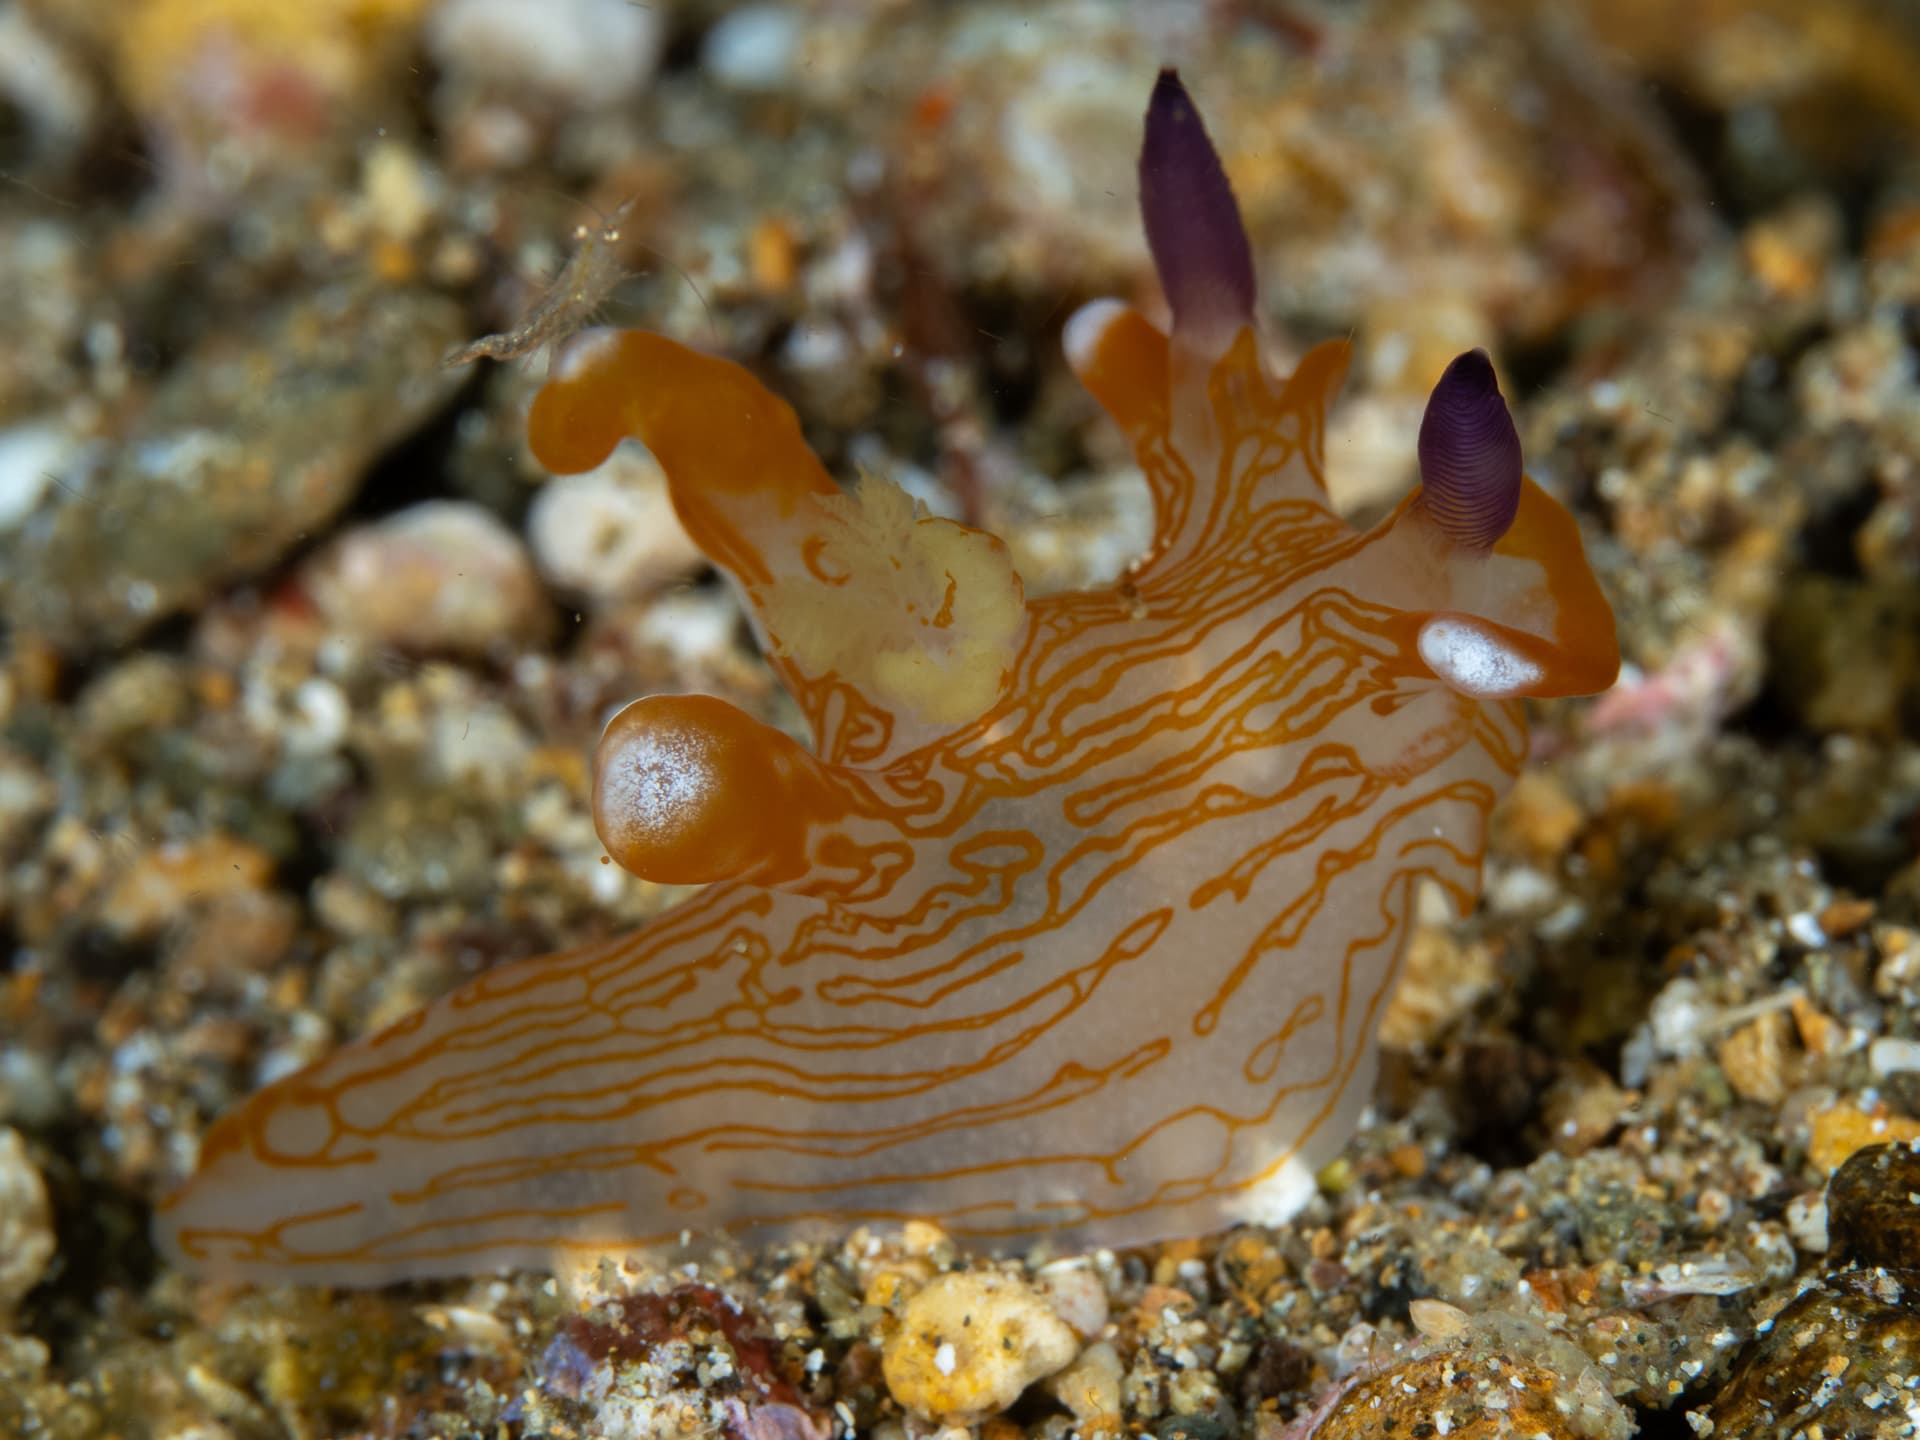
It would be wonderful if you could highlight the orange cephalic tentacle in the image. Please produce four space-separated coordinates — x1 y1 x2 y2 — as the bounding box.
593 694 853 887
529 328 838 587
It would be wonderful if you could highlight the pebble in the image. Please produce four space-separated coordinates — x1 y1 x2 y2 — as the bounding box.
881 1271 1080 1425
1407 1299 1473 1342
0 218 87 419
283 677 351 758
631 590 744 669
0 746 55 857
426 701 532 791
112 0 431 158
1043 1340 1122 1430
309 873 399 942
702 5 803 92
361 140 440 245
526 446 703 604
1823 1141 1920 1271
1312 1351 1630 1440
0 8 95 168
988 49 1152 282
1767 573 1920 736
1035 1256 1110 1339
0 418 75 532
1868 1035 1920 1078
339 776 500 902
305 500 551 657
0 1127 54 1312
1808 1102 1920 1174
0 1050 61 1130
163 890 300 992
428 0 664 109
1716 1010 1792 1105
1491 771 1588 864
1786 1192 1831 1254
1706 1268 1920 1438
2 286 465 651
74 653 193 756
99 834 276 939
1704 1142 1920 1435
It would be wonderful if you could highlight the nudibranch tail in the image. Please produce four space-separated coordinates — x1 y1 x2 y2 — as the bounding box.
1140 69 1257 350
1415 349 1524 551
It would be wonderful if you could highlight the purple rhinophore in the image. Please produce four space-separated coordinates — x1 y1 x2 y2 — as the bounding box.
1417 349 1524 550
1139 69 1257 340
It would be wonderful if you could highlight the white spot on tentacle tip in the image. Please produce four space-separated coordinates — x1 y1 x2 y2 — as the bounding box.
1418 618 1541 698
603 727 712 838
1063 298 1129 373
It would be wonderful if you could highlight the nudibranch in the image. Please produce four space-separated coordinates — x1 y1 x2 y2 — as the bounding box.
157 72 1617 1286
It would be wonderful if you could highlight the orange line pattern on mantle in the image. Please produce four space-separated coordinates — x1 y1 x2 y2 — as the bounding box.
156 75 1617 1287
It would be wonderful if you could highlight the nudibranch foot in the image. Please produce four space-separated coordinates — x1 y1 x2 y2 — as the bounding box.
156 71 1617 1287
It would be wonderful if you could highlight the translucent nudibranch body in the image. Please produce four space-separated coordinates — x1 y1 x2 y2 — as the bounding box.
157 73 1617 1286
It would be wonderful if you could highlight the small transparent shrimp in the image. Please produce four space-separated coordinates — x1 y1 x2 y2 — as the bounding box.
443 198 638 367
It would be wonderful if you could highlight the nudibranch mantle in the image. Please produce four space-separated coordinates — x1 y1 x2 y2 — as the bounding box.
158 72 1617 1286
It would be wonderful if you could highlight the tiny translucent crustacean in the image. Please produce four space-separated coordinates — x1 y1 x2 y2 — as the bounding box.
157 71 1618 1286
442 197 637 368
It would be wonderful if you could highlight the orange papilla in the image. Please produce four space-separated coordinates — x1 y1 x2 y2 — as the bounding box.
1072 307 1172 442
1492 478 1621 696
593 694 851 887
528 330 837 586
1069 309 1183 558
1270 338 1351 486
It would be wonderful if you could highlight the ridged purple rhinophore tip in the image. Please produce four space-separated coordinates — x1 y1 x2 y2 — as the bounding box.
1140 69 1256 340
1417 349 1523 551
